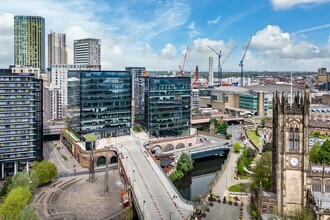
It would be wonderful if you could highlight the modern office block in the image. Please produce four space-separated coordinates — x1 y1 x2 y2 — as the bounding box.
74 38 101 67
135 76 191 137
67 71 131 138
0 68 43 178
48 31 67 67
14 16 45 71
47 64 100 120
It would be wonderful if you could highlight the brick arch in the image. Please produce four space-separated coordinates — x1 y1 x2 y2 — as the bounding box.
163 144 174 152
151 145 162 154
176 143 185 149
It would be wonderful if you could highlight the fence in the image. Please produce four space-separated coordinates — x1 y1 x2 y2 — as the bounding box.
201 148 234 199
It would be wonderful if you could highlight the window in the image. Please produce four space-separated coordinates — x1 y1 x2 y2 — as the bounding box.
289 125 299 150
312 183 322 192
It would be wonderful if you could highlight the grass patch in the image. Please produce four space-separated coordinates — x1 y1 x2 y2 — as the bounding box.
246 130 260 148
62 155 67 161
64 129 79 142
83 133 98 142
233 142 243 154
229 184 243 192
229 183 250 193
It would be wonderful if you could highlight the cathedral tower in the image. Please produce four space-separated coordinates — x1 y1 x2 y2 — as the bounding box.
272 88 310 215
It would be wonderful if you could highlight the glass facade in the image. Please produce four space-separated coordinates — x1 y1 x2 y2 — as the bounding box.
239 94 271 111
0 70 43 177
67 71 131 138
136 76 191 137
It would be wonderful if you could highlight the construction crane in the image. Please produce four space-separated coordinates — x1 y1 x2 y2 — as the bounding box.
221 46 236 66
239 37 252 86
179 46 189 76
207 45 222 86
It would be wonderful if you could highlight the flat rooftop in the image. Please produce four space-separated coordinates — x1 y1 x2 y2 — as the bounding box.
212 85 303 94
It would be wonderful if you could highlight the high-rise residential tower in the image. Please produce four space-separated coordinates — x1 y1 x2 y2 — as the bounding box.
48 32 67 67
0 67 43 178
74 38 101 67
14 16 45 71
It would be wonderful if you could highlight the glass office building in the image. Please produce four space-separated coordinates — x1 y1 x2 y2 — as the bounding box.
136 76 191 138
0 69 43 178
67 71 131 138
239 94 272 112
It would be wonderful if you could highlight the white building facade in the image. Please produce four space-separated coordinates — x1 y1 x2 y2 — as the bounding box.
47 64 100 120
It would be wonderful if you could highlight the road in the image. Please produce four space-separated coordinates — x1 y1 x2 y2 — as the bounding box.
123 131 193 220
43 141 86 176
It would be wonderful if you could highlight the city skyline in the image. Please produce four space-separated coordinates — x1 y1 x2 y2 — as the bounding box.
0 0 330 71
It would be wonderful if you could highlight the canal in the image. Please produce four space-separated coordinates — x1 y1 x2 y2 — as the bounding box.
174 155 227 201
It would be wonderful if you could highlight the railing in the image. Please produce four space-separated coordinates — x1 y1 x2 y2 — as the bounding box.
131 187 144 220
201 149 234 199
130 129 198 207
157 162 199 207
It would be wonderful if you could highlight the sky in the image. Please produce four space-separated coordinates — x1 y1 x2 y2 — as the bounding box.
0 0 330 72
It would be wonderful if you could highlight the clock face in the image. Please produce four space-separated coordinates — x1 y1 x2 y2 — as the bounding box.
290 157 299 167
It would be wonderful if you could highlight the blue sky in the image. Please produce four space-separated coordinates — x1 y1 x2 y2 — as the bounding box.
0 0 330 71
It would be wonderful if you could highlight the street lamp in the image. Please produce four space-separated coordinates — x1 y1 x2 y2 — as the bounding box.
143 200 145 218
126 156 128 172
133 170 135 188
169 212 173 220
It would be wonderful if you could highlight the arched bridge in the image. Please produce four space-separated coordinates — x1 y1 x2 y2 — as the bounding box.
188 145 231 160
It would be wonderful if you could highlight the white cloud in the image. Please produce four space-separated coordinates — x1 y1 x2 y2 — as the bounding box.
207 16 221 24
250 25 291 51
250 25 330 60
188 22 200 38
0 0 190 71
270 0 330 9
160 43 177 59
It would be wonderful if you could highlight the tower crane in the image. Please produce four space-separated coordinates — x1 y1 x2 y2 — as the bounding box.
221 46 236 66
179 46 189 76
207 45 222 87
239 37 252 86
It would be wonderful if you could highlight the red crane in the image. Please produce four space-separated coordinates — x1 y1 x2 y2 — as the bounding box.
179 46 189 76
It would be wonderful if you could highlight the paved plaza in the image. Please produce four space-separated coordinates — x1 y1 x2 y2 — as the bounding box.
33 170 125 220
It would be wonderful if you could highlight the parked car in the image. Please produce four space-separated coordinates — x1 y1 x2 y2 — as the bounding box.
204 137 208 141
225 142 229 145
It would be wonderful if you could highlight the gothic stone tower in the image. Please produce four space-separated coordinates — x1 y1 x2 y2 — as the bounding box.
272 89 310 215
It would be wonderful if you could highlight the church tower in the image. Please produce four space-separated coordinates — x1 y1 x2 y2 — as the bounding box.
272 88 310 215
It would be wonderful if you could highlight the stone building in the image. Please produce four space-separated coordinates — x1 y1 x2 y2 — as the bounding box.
255 89 330 219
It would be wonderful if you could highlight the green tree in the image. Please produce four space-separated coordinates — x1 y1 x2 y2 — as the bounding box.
16 205 39 220
216 121 228 135
309 143 321 164
210 118 220 128
262 143 273 153
251 151 272 190
0 187 32 220
33 161 57 185
309 140 330 164
29 170 39 190
233 142 242 154
8 172 31 192
0 177 12 199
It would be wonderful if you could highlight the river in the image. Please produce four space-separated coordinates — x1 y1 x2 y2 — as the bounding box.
174 155 227 201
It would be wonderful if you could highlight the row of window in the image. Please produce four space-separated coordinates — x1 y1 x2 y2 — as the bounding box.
0 153 35 160
0 135 34 141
